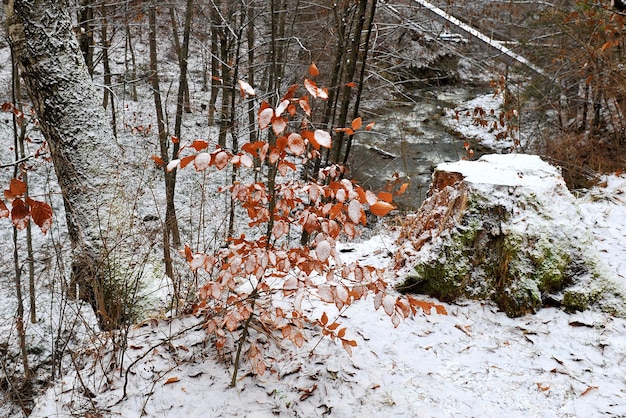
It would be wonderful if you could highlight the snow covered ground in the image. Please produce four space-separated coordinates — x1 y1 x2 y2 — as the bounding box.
29 171 626 418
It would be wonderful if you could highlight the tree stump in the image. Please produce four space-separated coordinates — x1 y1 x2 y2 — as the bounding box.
394 154 624 317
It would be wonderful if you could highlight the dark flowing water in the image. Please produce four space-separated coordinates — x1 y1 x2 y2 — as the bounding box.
349 86 489 210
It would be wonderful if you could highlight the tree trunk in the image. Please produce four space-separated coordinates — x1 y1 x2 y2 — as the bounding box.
76 0 94 76
148 2 177 282
6 0 137 330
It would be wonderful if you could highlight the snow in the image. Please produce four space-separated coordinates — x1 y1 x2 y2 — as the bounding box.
2 9 625 418
437 153 560 188
29 166 626 417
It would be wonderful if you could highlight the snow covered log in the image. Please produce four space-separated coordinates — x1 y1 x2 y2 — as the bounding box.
394 154 625 317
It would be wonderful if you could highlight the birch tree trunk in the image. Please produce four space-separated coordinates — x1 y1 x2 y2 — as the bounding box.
5 0 137 330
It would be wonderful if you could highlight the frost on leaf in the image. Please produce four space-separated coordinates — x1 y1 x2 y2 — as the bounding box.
316 240 332 262
213 151 230 170
304 79 328 99
313 130 331 148
348 199 362 224
258 107 274 130
238 80 255 97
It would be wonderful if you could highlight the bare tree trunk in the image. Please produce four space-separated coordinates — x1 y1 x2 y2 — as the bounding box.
148 1 177 283
124 0 138 102
77 0 94 76
208 1 220 126
343 0 376 166
100 3 117 139
331 0 368 164
9 45 31 380
6 0 140 330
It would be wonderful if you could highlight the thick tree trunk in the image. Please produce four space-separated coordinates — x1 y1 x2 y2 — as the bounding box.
6 0 135 330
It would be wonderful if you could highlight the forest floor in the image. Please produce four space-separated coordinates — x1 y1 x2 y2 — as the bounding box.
28 169 626 418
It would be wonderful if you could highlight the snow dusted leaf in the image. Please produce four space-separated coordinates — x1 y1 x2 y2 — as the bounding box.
258 107 274 130
391 312 401 328
11 198 29 230
190 253 206 271
238 79 255 97
293 332 304 348
213 151 230 170
348 199 362 224
164 377 180 385
239 154 253 168
370 201 394 216
365 190 378 205
257 360 266 376
382 294 396 316
26 198 53 234
275 99 289 117
314 130 331 148
272 116 287 135
366 121 375 131
0 200 8 218
336 285 349 303
191 153 210 171
317 284 334 303
309 62 320 77
166 159 180 172
298 96 311 116
287 133 306 156
341 340 353 357
316 239 332 262
304 79 328 99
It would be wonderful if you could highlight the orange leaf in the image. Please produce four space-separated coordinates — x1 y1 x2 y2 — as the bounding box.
183 245 193 262
26 198 53 234
397 182 409 196
378 191 393 203
320 312 328 326
346 82 356 88
180 155 196 169
351 117 362 130
366 121 375 131
171 136 180 144
10 179 26 197
11 198 29 230
0 200 8 218
164 377 180 385
190 139 209 151
370 201 394 216
309 62 320 77
151 155 165 168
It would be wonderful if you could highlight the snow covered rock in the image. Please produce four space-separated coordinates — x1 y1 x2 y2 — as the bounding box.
394 154 625 317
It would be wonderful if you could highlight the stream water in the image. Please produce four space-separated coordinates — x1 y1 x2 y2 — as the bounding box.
349 85 490 210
